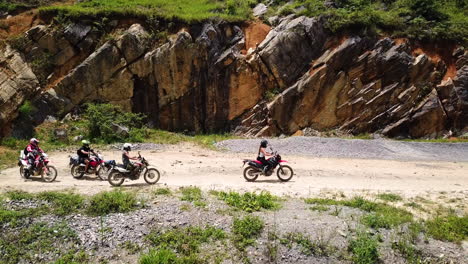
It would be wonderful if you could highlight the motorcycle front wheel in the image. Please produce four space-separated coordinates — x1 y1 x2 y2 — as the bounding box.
277 165 294 182
243 166 260 182
97 166 109 181
71 165 84 179
144 168 160 185
42 166 58 182
108 171 125 186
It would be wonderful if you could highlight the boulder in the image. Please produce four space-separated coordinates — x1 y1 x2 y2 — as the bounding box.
111 123 130 138
253 4 268 17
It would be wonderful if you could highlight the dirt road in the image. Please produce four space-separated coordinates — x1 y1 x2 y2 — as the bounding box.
1 142 467 199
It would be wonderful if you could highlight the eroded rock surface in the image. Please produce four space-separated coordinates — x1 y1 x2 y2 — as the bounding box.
0 15 466 138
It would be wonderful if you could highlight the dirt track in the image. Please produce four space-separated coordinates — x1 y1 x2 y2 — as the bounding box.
1 141 467 200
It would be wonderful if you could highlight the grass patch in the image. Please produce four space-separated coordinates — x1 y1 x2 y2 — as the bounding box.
0 222 78 264
146 129 238 149
36 191 85 216
281 232 336 257
305 197 413 228
40 0 253 23
5 190 35 201
217 191 281 212
232 215 264 250
310 205 329 212
377 193 403 202
179 186 206 207
53 250 89 264
425 214 468 243
348 232 380 264
145 225 225 262
86 189 139 216
120 241 142 255
154 188 172 196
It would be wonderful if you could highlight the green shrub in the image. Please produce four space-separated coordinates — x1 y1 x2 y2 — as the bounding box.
348 232 380 264
139 249 178 264
86 189 139 216
53 250 89 264
18 100 37 117
36 191 85 216
232 215 264 249
425 214 468 243
84 103 146 143
217 191 280 212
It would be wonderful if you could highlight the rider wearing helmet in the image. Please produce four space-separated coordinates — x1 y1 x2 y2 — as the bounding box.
25 138 43 170
257 139 273 172
77 140 93 174
122 143 138 171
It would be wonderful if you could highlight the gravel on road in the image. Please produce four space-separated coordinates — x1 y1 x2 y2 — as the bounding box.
216 137 468 162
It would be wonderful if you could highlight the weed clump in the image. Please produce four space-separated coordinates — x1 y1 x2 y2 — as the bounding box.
217 191 280 212
232 215 264 249
154 188 171 196
87 189 139 216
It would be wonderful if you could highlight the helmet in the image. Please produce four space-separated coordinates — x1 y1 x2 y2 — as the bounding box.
81 140 90 146
260 139 268 148
123 143 132 151
30 138 39 145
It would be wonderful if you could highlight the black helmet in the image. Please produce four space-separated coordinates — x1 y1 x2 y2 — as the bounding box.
260 139 268 148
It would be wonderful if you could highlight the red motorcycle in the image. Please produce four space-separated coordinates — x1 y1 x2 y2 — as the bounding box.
69 153 113 180
242 151 294 182
18 152 57 182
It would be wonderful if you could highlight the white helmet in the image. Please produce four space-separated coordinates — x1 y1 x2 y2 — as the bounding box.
123 143 133 151
30 138 40 145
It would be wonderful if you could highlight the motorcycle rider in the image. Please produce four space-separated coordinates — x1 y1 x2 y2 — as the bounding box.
77 140 93 174
25 138 43 171
122 143 139 171
257 139 273 173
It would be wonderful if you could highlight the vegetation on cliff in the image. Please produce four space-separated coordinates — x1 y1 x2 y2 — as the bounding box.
36 0 467 44
270 0 467 44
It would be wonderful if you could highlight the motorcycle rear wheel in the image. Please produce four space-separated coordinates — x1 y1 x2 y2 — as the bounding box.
42 166 58 182
277 165 293 182
144 168 160 185
19 165 30 179
108 171 125 186
243 166 260 182
71 165 84 179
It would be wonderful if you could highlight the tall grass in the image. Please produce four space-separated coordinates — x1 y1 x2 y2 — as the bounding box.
40 0 254 23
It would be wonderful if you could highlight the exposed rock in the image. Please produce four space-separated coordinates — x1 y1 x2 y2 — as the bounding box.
0 45 39 136
111 123 129 138
253 4 268 17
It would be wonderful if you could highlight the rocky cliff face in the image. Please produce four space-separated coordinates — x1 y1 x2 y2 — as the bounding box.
0 15 467 138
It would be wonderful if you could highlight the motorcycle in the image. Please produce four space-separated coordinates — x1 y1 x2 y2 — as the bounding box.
18 151 57 182
242 151 294 182
69 153 115 180
107 152 160 186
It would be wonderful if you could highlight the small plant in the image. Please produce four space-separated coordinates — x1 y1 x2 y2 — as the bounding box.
232 215 264 250
87 189 139 216
139 248 178 264
391 236 423 264
377 193 403 202
282 232 336 257
180 186 202 202
217 191 280 212
121 241 142 254
425 214 468 243
154 188 171 196
53 250 89 264
348 232 380 264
